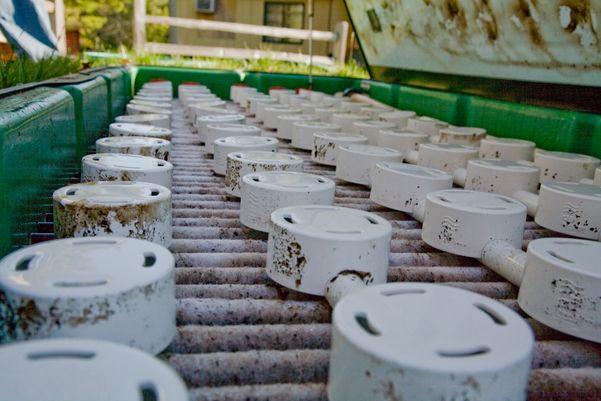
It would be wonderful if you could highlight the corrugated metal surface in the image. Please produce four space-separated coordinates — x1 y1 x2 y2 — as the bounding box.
34 98 601 400
162 100 601 401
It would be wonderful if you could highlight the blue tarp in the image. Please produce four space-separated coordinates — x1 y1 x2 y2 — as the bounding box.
0 0 58 59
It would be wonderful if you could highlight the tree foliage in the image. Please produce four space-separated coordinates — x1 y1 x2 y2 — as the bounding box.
65 0 169 51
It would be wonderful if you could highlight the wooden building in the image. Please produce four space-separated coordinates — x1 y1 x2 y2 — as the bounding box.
169 0 351 58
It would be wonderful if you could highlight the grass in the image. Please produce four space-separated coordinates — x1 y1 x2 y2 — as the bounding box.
0 50 369 90
86 51 369 78
0 56 81 89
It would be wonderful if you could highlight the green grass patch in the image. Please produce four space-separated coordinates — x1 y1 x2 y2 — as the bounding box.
87 52 369 79
0 51 368 91
0 56 82 89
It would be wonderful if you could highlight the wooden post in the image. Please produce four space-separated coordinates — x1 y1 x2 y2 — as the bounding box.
333 21 349 65
133 0 147 53
53 0 67 55
308 0 314 88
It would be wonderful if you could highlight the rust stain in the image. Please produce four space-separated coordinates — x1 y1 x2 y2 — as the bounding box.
438 216 460 244
271 225 307 288
439 131 483 144
561 203 598 234
332 270 375 285
478 0 498 42
54 198 163 241
514 0 544 48
120 171 133 181
0 294 116 342
560 0 592 34
225 158 242 192
551 278 586 325
1 292 42 341
313 142 335 161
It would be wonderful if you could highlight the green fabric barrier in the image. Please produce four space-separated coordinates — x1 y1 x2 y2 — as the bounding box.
94 68 130 121
464 97 580 155
131 66 241 100
243 72 356 95
0 88 78 256
397 86 463 124
364 80 399 107
60 76 109 157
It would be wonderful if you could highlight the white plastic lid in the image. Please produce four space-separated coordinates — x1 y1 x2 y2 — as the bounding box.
440 126 486 135
333 113 371 120
542 182 601 202
379 129 429 138
264 106 302 112
293 122 340 130
536 149 600 163
184 94 213 100
109 123 171 137
482 137 535 146
360 105 392 112
277 114 319 122
133 98 171 105
184 94 214 100
251 97 277 104
197 114 245 123
243 172 334 192
189 100 226 108
315 107 345 113
128 104 172 115
0 338 188 401
468 159 539 173
96 136 169 147
272 205 391 241
314 132 367 141
179 89 215 97
380 110 416 119
130 100 171 109
53 181 170 207
229 151 303 164
192 106 235 116
140 84 170 88
528 238 601 278
377 162 451 180
420 143 479 153
353 120 397 128
339 144 402 156
82 154 173 173
115 114 170 124
411 116 447 124
0 237 173 298
206 123 261 133
247 95 272 101
426 190 526 216
333 283 534 372
215 136 278 146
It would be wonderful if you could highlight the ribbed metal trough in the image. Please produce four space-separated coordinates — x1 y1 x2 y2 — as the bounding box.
35 98 601 401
